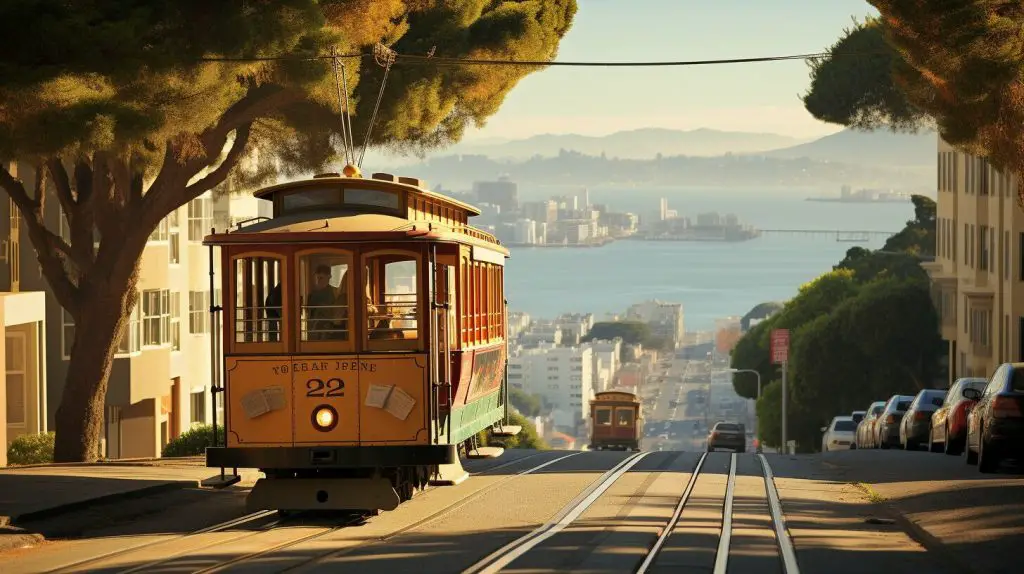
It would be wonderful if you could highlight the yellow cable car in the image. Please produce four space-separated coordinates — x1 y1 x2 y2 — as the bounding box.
202 168 519 514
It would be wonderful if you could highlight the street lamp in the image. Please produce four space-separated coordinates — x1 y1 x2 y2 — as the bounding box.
721 368 761 399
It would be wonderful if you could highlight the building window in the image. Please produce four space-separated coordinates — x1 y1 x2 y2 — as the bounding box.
170 291 181 351
61 308 74 359
169 230 180 264
979 226 989 271
115 303 142 356
1005 230 1010 280
148 219 168 242
190 391 206 425
187 197 213 242
189 291 209 334
142 289 170 346
5 332 27 426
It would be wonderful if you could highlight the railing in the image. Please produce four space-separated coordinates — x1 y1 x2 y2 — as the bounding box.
234 305 282 343
300 302 350 341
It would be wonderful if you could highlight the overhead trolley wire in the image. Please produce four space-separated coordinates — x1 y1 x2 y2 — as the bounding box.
196 50 873 66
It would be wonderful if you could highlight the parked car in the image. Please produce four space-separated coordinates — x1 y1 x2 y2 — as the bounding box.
965 363 1024 472
851 410 866 425
876 394 916 449
821 416 857 452
856 401 887 448
707 421 746 453
929 377 987 455
900 389 947 450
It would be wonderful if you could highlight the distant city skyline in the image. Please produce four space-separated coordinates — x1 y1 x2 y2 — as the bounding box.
456 0 879 141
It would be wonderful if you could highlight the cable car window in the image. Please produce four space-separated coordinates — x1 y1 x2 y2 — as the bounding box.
234 256 282 343
595 408 612 426
281 186 342 213
344 188 400 211
365 253 419 348
615 408 634 426
297 253 351 341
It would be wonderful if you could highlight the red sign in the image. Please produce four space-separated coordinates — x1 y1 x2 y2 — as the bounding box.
770 329 789 364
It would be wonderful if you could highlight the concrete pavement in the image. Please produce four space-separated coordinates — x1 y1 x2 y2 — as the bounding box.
0 449 986 574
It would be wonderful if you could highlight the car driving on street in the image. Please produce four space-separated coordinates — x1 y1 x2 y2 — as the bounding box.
706 421 746 453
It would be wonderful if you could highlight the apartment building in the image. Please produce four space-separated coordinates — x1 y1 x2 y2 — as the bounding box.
626 300 685 349
0 161 269 459
508 343 594 433
0 164 49 467
921 138 1024 385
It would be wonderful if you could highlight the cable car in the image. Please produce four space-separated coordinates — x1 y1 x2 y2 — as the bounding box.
201 166 519 514
589 390 642 451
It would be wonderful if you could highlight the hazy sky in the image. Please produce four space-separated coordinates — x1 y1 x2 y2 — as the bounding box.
461 0 879 141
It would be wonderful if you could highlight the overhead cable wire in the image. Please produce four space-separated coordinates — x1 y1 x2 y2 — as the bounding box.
195 50 876 66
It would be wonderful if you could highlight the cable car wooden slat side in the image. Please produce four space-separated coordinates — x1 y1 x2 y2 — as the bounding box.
589 390 643 452
202 170 513 513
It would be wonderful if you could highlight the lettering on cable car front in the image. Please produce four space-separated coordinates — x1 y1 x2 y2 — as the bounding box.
271 360 378 375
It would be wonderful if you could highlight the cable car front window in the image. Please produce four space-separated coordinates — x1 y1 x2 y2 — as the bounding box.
298 253 351 342
364 252 419 349
615 408 634 426
234 256 282 343
595 408 612 426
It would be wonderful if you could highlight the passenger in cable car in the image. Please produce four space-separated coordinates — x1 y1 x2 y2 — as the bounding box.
307 264 345 340
264 283 282 342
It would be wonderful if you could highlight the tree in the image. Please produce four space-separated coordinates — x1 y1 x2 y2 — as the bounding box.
582 321 662 349
739 301 783 332
804 4 1024 201
801 16 929 132
755 381 782 447
0 1 578 462
510 387 543 417
729 270 860 399
479 411 548 450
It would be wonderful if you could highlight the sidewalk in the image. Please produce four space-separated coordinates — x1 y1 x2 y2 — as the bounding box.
0 457 259 527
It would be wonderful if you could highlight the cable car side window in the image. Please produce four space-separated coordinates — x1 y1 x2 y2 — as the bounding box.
233 255 283 344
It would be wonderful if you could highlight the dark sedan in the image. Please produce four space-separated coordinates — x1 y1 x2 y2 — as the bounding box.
966 362 1024 472
876 394 916 449
900 389 947 450
707 421 746 453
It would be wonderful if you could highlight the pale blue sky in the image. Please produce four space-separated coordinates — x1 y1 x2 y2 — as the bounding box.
462 0 879 140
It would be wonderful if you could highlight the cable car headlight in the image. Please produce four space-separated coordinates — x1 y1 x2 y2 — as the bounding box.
312 405 338 432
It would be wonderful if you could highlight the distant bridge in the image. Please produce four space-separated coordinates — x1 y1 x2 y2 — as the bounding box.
759 229 899 242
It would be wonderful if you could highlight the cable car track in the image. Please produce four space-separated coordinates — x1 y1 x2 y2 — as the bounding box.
45 510 279 574
462 451 801 574
41 451 574 574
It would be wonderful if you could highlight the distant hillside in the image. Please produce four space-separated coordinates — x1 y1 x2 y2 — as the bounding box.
757 128 936 168
404 128 809 160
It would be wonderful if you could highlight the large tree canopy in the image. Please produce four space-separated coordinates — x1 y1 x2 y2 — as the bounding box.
801 16 929 132
0 0 577 462
802 3 1024 194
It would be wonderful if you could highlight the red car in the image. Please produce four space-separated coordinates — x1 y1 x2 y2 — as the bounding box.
929 377 987 455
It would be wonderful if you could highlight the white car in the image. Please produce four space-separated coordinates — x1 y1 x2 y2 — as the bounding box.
821 416 857 452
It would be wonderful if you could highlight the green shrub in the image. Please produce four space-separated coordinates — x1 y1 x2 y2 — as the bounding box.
7 431 55 465
162 424 216 457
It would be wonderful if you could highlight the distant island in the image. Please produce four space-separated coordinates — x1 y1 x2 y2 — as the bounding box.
630 210 761 243
807 186 912 203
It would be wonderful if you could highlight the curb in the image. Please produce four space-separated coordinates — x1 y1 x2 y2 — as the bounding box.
8 480 200 527
850 482 978 574
0 529 44 554
4 456 204 470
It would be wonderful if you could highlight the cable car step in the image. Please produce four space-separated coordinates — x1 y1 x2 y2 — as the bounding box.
467 446 504 459
202 472 242 489
490 424 522 437
430 458 469 486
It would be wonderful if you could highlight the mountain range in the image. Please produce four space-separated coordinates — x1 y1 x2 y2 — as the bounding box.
372 127 937 170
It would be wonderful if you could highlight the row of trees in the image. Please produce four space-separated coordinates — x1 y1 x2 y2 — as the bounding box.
802 2 1024 200
730 195 942 450
0 1 578 462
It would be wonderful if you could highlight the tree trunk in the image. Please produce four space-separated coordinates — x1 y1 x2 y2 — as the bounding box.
52 271 138 463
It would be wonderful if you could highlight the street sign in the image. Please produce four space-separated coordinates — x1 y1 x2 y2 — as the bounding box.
770 329 789 364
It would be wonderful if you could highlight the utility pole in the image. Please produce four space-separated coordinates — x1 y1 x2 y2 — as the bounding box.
770 329 790 453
